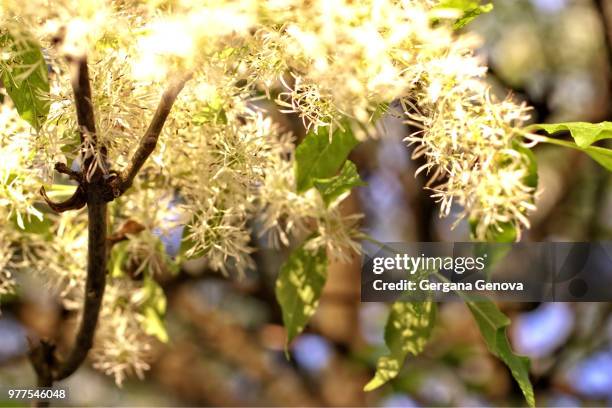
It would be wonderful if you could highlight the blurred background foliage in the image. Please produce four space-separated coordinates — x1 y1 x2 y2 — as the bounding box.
2 0 612 406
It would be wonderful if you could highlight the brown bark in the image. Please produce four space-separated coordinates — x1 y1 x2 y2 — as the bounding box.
29 55 190 405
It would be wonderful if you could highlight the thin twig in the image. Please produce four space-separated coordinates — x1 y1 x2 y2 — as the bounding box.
54 162 82 182
69 56 97 146
39 184 87 212
114 72 192 194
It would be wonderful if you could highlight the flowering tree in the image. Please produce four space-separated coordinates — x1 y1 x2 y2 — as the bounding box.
1 0 612 405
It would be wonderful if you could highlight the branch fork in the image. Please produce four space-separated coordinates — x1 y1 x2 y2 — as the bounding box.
29 54 190 399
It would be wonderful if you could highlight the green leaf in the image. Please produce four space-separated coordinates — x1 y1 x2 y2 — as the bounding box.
140 277 169 343
469 219 517 243
467 301 535 407
143 276 167 315
192 93 228 125
142 306 169 343
110 245 171 343
583 146 612 171
530 122 612 149
0 32 50 130
11 214 52 237
109 241 129 278
275 241 328 348
515 142 539 190
313 160 365 206
436 0 494 29
529 123 612 171
364 301 436 391
295 125 359 192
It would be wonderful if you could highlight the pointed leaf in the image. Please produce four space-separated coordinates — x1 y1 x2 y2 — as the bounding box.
313 160 365 206
529 123 612 171
530 122 612 149
275 242 327 346
467 300 535 407
364 301 436 391
436 0 494 29
139 277 169 343
581 145 612 171
0 32 50 130
295 126 358 192
10 214 53 237
108 241 129 278
469 220 517 243
142 306 169 343
515 142 539 190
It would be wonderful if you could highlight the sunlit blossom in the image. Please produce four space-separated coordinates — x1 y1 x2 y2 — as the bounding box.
0 0 538 385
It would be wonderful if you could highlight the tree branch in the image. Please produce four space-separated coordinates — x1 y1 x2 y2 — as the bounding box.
114 73 192 194
69 56 97 145
30 56 109 398
30 58 192 403
55 194 107 380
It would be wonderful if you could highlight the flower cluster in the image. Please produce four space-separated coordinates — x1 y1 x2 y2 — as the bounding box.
9 208 165 385
256 155 363 263
243 0 536 239
0 0 538 385
0 102 45 306
399 15 536 240
0 105 44 224
91 279 156 386
1 0 367 383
